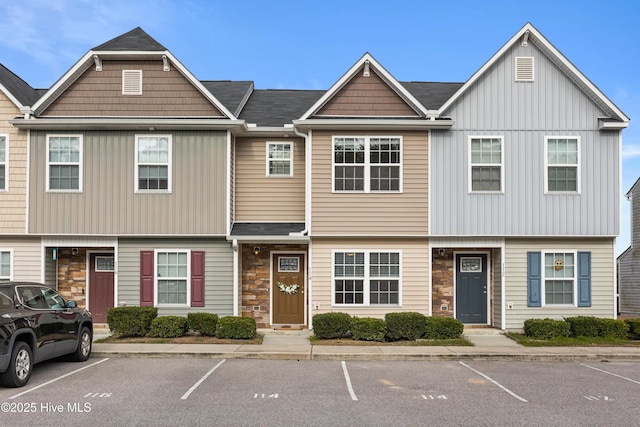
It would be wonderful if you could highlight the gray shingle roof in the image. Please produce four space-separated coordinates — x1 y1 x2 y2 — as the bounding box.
201 81 254 117
92 27 166 51
0 63 41 107
238 89 324 127
231 223 306 236
401 82 464 110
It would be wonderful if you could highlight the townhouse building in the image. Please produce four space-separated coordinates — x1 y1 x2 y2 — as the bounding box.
0 23 627 329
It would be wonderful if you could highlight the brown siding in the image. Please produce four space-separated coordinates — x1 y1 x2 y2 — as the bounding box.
43 60 224 117
311 130 428 236
28 130 228 235
0 94 27 233
316 70 417 117
234 137 305 222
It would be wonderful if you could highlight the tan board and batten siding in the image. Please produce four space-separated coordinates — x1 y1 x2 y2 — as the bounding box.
311 238 430 318
311 130 428 236
117 238 234 316
234 137 305 222
0 94 27 233
28 130 228 235
504 238 615 329
42 60 224 117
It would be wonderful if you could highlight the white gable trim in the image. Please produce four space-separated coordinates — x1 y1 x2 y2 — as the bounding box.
298 53 430 120
0 83 27 110
31 50 237 119
438 23 629 123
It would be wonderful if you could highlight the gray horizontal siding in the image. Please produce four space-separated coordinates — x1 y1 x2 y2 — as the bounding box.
117 237 234 316
431 40 620 237
618 249 640 315
28 130 228 235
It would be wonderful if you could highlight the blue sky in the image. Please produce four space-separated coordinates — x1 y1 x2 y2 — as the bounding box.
1 0 638 254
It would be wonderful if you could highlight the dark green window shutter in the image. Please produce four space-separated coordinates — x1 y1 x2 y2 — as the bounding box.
527 252 541 307
577 251 591 307
527 252 542 307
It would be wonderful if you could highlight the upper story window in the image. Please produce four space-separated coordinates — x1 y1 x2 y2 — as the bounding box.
333 136 401 192
136 135 171 193
0 250 12 281
122 70 142 95
0 135 7 191
47 135 82 192
469 137 503 192
267 142 292 176
545 137 579 193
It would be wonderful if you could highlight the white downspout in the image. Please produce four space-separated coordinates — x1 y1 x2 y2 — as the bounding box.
293 128 312 328
232 239 239 316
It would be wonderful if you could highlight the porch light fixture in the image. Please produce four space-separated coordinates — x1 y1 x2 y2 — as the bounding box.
438 248 446 257
253 246 260 256
71 248 79 256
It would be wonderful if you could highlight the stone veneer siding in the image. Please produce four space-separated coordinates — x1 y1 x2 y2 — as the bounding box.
241 243 308 328
57 248 87 308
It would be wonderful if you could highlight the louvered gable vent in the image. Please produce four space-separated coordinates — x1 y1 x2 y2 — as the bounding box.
515 56 534 82
122 70 143 95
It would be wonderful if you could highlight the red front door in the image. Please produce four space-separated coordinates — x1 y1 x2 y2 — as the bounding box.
89 253 115 323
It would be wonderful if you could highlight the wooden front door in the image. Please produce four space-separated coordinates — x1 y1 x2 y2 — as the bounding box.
89 253 115 323
272 254 305 325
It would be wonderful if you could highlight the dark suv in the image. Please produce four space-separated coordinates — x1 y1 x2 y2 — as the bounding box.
0 282 93 387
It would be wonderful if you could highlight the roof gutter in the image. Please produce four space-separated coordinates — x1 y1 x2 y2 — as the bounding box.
292 118 454 131
9 117 247 131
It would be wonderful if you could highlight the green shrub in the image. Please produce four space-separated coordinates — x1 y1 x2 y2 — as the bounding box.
148 316 188 338
385 312 427 341
216 316 257 339
424 317 465 339
312 312 352 339
187 312 219 336
625 318 640 340
106 306 158 337
565 316 602 338
598 318 629 339
565 316 629 339
523 318 570 339
349 317 386 342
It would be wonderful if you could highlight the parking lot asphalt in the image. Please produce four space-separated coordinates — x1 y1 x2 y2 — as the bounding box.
91 328 640 362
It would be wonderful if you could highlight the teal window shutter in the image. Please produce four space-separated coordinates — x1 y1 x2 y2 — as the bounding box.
527 252 541 307
577 252 591 307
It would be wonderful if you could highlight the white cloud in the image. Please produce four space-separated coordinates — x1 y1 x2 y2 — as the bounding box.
622 144 640 159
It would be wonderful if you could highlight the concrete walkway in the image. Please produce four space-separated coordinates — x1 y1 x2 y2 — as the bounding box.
91 328 640 362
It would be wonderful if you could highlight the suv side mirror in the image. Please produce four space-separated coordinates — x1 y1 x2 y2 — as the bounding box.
67 300 78 309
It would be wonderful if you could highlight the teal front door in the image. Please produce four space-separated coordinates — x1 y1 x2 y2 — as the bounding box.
456 254 488 324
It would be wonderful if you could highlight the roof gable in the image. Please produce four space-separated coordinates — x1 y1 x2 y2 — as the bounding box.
0 63 41 108
300 53 429 120
92 27 166 51
439 23 628 126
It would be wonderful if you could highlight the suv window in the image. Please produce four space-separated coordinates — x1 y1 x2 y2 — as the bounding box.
40 287 66 309
0 290 13 309
15 286 47 309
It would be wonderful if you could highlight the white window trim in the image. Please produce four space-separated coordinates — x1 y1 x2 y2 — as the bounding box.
468 136 504 194
331 249 402 307
0 249 14 281
0 134 8 192
122 70 143 95
135 134 172 193
541 250 577 307
332 135 403 193
154 249 191 308
46 134 83 193
544 136 581 194
266 142 293 177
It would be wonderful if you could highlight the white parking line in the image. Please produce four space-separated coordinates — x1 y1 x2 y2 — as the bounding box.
579 363 640 385
9 358 109 400
341 361 358 401
459 361 528 402
181 359 226 400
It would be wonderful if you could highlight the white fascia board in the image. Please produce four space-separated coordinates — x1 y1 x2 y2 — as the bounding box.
292 118 454 130
298 53 429 120
0 83 26 110
9 117 247 131
439 23 629 123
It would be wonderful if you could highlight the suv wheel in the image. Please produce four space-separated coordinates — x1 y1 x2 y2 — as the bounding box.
0 341 33 388
70 327 92 362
